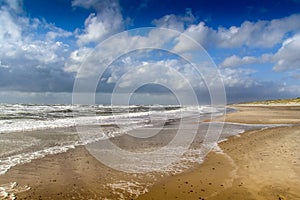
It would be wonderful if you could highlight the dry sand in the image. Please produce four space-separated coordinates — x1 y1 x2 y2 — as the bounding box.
0 105 299 199
219 105 300 124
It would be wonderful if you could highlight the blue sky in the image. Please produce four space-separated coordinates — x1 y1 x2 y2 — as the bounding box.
0 0 300 104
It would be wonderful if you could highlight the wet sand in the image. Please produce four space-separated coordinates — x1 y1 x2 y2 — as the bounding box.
0 105 299 199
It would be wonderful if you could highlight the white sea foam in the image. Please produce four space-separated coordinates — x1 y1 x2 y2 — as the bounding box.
107 180 150 200
0 105 217 134
0 145 76 175
0 182 30 200
0 118 76 134
0 121 157 175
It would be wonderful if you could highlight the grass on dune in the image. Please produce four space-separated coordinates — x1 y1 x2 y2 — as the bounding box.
243 97 300 105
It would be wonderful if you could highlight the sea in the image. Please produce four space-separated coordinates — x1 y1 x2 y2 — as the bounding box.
0 104 218 174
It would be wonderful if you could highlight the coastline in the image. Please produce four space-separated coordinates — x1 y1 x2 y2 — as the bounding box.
138 105 300 200
0 105 299 199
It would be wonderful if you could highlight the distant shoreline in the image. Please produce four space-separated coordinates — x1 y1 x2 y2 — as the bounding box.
236 97 300 105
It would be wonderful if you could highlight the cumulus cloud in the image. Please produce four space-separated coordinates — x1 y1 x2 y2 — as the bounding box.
220 68 258 88
64 28 181 77
99 54 297 103
0 1 72 62
0 6 22 55
220 54 272 68
64 47 92 73
67 9 300 101
152 8 196 32
220 55 255 68
1 0 297 103
217 14 300 48
45 25 72 41
66 0 128 85
220 34 300 74
273 34 300 71
218 68 298 103
72 0 124 46
105 59 195 92
95 52 260 95
172 22 216 52
166 14 300 50
218 32 300 99
0 0 73 92
0 0 23 13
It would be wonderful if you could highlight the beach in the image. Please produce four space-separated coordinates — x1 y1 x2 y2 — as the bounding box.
139 105 300 200
0 105 299 199
2 0 300 199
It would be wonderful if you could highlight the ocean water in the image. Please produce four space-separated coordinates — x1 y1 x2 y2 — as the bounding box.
0 103 226 175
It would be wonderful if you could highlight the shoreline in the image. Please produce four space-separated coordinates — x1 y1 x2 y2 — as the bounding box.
0 105 299 199
138 105 300 200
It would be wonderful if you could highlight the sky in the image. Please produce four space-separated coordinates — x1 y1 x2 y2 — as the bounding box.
0 0 300 104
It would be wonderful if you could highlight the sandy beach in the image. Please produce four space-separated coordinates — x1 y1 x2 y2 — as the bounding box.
2 0 300 199
138 105 300 200
0 105 299 199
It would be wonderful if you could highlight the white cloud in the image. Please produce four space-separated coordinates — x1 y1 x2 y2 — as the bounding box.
220 55 254 68
100 55 258 94
0 1 72 64
101 54 296 102
1 0 23 13
45 26 72 41
220 34 300 74
21 41 67 64
66 0 129 79
69 9 300 91
72 0 99 9
220 54 272 68
65 28 181 77
169 14 300 51
220 68 258 88
64 47 92 73
0 0 298 104
72 0 124 46
172 22 215 52
223 14 300 48
0 8 22 53
0 0 74 92
110 59 193 91
152 8 196 32
273 34 300 71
